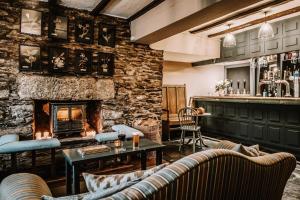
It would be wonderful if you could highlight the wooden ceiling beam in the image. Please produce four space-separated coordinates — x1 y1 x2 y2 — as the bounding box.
190 0 292 34
91 0 111 16
208 6 300 38
128 0 165 22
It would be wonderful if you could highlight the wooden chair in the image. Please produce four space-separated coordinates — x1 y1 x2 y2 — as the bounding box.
178 107 202 153
162 84 187 140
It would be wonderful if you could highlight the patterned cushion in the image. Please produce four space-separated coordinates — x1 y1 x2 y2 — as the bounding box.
82 180 139 200
232 144 260 157
83 163 168 193
42 193 88 200
214 140 236 149
0 134 19 146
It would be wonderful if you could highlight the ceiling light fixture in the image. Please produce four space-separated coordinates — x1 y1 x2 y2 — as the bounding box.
223 24 236 48
258 11 274 40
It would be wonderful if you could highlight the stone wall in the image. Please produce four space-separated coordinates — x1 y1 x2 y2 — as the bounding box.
0 0 163 137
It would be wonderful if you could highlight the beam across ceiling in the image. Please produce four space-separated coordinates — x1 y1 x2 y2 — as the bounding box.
208 6 300 38
132 0 272 44
91 0 111 16
190 0 292 35
128 0 165 21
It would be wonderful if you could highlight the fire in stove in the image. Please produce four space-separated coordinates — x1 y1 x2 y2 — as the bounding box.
33 100 102 139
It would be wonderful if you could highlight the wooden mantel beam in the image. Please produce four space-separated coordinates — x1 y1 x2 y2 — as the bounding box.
190 0 292 35
208 6 300 38
91 0 111 16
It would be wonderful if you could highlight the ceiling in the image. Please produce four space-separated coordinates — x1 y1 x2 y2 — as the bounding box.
191 0 300 38
59 0 154 19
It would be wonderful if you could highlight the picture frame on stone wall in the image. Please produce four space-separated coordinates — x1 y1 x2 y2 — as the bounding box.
97 52 114 76
19 44 41 71
20 9 42 36
75 50 92 74
48 15 68 40
75 17 94 44
48 47 68 73
98 23 116 48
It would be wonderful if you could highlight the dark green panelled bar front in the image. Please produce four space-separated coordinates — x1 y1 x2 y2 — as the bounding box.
194 96 300 158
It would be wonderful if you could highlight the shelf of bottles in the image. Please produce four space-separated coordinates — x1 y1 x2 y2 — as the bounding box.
256 51 299 98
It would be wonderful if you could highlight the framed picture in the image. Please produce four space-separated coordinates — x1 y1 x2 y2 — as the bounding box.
97 52 114 76
49 15 68 40
19 44 41 71
75 17 94 44
98 23 116 47
21 9 42 35
75 50 92 74
48 47 68 73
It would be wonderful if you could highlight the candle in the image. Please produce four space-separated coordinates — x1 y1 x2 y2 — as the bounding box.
243 80 246 89
43 131 49 138
36 131 42 140
237 80 240 89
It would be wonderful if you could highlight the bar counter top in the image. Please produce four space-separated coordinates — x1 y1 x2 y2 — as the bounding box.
193 96 300 105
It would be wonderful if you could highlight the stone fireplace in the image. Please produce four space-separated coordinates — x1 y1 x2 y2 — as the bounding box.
33 100 102 139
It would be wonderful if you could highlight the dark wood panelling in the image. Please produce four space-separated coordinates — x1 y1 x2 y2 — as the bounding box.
224 104 235 118
268 126 281 143
196 100 300 158
252 124 264 140
239 106 249 119
239 122 249 137
268 110 281 123
285 129 300 147
286 110 300 125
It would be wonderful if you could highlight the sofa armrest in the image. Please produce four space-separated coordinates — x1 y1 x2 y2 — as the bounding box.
0 173 52 200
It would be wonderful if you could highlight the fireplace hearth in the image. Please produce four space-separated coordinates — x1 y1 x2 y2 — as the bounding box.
33 100 102 139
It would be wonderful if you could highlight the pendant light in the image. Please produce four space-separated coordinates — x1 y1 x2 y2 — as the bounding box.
258 11 274 40
223 24 236 48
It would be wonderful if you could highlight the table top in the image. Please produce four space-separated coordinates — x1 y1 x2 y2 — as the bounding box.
195 112 211 117
62 138 165 165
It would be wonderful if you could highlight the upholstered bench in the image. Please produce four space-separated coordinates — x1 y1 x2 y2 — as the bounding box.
0 136 61 176
95 125 144 143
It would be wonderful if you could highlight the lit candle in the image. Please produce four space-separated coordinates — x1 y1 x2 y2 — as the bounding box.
133 133 140 148
43 131 49 139
36 131 42 140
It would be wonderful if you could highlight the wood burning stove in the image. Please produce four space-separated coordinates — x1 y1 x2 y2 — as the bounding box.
50 102 86 137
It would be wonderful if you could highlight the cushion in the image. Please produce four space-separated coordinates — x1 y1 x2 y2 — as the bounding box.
232 144 260 157
42 193 88 200
112 124 144 138
0 173 52 200
83 163 168 193
0 138 61 153
0 134 19 146
83 180 139 200
95 132 119 143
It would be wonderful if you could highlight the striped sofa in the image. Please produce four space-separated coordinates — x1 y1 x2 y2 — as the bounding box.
0 142 296 200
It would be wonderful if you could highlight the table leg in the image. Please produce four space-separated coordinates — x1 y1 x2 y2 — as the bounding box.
65 160 72 195
72 164 80 195
141 151 147 170
156 149 162 165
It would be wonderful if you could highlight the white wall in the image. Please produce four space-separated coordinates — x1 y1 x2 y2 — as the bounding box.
163 61 225 100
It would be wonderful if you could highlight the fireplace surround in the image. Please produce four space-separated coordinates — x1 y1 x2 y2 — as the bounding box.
33 100 102 139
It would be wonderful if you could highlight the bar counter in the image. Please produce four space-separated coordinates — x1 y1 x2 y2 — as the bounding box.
193 96 300 158
193 96 300 105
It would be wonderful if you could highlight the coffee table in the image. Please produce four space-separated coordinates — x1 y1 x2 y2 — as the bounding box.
62 138 165 195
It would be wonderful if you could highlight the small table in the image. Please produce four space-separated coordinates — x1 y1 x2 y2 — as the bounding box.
195 112 212 147
62 139 165 195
